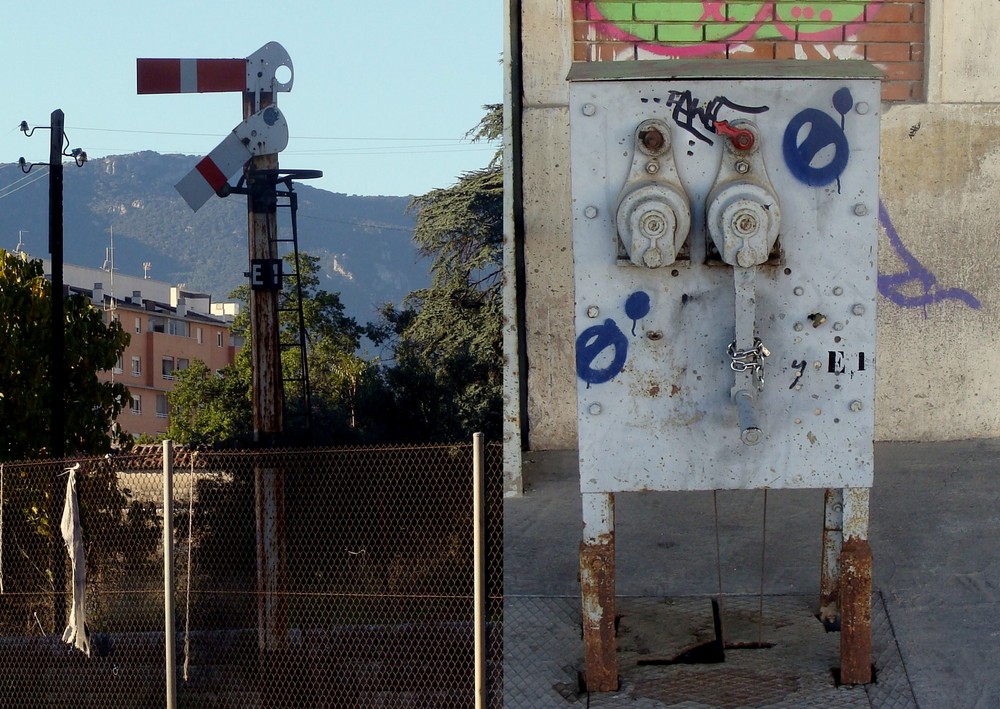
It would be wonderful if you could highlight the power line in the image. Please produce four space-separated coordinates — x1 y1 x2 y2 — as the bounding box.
0 168 48 200
66 125 493 143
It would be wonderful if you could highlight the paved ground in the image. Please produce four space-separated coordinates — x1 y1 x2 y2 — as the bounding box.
505 439 1000 708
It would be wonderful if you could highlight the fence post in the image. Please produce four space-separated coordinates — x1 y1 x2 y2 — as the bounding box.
473 433 486 709
163 440 177 709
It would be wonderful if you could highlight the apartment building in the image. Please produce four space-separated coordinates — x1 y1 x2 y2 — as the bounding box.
47 259 241 439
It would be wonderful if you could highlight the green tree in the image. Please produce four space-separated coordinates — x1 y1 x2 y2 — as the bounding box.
373 105 503 441
170 251 375 445
165 358 252 445
0 250 131 461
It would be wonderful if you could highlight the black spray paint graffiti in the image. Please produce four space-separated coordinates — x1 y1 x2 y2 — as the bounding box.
576 290 651 386
878 200 981 316
641 91 769 145
782 87 853 193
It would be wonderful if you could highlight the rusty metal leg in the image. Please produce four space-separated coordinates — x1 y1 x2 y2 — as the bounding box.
580 492 617 692
819 488 843 627
839 487 872 685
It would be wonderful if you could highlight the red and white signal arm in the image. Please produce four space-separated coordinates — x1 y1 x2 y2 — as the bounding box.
138 42 294 211
174 106 289 212
137 42 293 95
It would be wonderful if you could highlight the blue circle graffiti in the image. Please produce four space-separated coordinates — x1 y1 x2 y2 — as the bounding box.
576 319 629 386
831 87 854 126
624 291 651 335
782 108 849 187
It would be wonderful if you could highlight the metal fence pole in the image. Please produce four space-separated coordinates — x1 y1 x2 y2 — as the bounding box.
473 433 486 709
163 440 177 709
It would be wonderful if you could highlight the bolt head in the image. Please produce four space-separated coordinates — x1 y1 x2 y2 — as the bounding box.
645 161 660 174
854 203 869 217
582 103 597 117
735 160 751 174
588 402 602 416
850 400 863 412
586 305 600 318
584 205 598 219
852 304 865 316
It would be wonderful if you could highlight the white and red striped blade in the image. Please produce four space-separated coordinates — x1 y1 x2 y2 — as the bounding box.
137 58 246 93
174 132 252 211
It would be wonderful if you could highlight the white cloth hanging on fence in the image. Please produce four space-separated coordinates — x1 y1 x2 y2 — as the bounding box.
60 463 90 656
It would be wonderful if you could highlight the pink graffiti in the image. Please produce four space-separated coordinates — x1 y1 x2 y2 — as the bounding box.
699 2 727 23
586 1 880 58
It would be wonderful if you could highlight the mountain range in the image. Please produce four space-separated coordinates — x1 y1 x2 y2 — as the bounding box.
0 151 428 324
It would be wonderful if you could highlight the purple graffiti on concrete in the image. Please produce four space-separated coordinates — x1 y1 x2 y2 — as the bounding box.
878 200 981 317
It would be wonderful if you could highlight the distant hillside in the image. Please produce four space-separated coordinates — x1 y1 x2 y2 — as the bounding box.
0 151 428 324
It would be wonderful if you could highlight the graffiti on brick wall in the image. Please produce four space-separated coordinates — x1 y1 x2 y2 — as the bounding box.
587 1 879 57
878 200 981 316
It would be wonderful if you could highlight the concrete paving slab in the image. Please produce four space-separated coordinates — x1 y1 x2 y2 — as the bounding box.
505 440 1000 707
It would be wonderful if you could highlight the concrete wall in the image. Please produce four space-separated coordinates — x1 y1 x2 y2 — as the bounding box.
508 0 1000 452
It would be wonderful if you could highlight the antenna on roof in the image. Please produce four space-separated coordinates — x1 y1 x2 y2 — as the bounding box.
143 261 152 279
14 230 27 254
102 226 114 271
102 227 116 312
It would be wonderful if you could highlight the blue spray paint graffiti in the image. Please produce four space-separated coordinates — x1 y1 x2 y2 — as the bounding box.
576 319 629 386
878 200 981 316
624 290 651 335
782 107 850 191
577 291 652 385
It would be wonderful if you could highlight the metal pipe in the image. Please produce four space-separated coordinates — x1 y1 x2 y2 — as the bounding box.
733 389 762 446
580 492 617 691
162 440 176 709
819 488 844 626
473 433 486 709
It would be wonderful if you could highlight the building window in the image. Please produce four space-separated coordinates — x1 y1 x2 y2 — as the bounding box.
134 317 141 334
168 319 189 337
177 358 189 373
217 332 224 347
131 395 141 415
114 355 123 374
156 394 168 419
131 356 141 376
162 358 175 380
196 327 203 344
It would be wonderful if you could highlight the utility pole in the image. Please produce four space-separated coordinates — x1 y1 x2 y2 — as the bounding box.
49 110 65 463
21 109 86 631
48 109 68 632
244 88 289 671
137 45 293 702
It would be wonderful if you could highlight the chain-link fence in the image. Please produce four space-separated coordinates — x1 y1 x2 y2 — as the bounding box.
0 440 502 708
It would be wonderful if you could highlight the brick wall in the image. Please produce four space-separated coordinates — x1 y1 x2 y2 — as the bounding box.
573 1 925 101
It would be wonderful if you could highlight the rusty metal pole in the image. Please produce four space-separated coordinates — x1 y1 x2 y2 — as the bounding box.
580 492 617 692
244 90 288 688
839 487 872 685
819 488 843 627
473 433 486 709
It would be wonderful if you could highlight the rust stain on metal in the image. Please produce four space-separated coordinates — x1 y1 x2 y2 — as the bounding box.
819 488 843 625
580 540 618 692
670 384 681 397
839 538 873 685
649 384 661 397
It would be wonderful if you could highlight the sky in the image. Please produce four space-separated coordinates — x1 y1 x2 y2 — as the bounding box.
0 1 502 202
